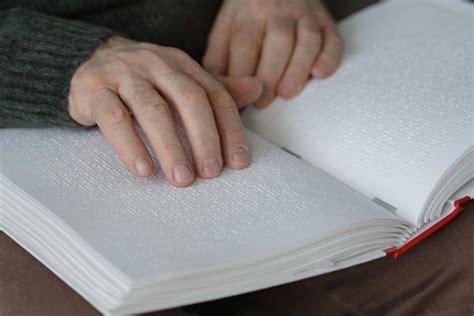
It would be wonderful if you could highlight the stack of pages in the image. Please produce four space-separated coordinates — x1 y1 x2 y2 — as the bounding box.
1 1 472 314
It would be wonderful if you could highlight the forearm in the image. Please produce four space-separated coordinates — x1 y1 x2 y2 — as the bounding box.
0 8 116 127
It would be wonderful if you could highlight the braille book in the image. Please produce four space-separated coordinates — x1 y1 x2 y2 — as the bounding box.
1 1 472 314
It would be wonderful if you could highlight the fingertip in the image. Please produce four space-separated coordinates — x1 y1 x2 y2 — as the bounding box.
133 156 154 176
169 180 195 188
277 80 301 99
170 179 195 188
254 87 275 108
254 100 273 109
227 145 250 170
170 163 195 187
246 76 264 98
240 76 264 103
312 44 343 79
311 64 331 79
199 157 223 180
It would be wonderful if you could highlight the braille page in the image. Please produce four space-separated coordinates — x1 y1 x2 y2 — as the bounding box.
0 128 399 281
242 1 473 226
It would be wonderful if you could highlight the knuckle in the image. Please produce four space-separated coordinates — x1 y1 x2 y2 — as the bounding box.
97 105 129 128
231 45 258 59
67 98 91 126
271 27 293 40
182 85 207 105
94 52 128 72
136 48 160 61
72 66 105 89
167 47 191 60
210 88 235 109
115 134 135 148
139 101 170 122
232 20 252 34
135 42 156 50
163 141 181 153
183 59 205 77
232 23 260 47
68 102 88 125
115 47 160 66
269 17 294 37
110 56 130 70
115 47 163 70
300 26 321 42
235 40 257 55
77 61 126 90
127 83 155 104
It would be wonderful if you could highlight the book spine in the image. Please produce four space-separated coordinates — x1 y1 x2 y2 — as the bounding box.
384 196 472 259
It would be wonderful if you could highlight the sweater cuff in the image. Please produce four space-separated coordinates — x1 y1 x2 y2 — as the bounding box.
0 8 117 127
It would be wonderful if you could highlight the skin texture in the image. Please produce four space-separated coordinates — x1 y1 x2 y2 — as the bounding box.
69 37 263 187
203 0 343 107
69 0 343 187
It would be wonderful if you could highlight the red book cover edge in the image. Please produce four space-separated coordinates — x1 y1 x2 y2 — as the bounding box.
384 195 471 259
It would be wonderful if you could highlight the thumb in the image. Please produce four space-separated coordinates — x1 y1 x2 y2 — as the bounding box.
219 76 263 108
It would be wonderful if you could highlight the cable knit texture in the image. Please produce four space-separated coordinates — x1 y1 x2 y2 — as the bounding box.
0 8 116 127
0 0 222 127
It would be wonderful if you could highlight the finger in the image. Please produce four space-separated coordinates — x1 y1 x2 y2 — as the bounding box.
312 27 343 79
150 66 223 179
118 78 195 187
254 16 296 108
228 19 264 76
278 16 322 99
219 76 263 108
202 5 233 75
90 88 154 177
188 70 250 169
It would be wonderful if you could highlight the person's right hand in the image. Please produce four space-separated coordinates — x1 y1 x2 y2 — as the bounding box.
68 36 263 187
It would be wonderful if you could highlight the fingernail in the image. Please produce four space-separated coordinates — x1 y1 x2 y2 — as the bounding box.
255 87 274 107
280 81 298 98
202 158 222 178
232 146 249 167
313 66 328 78
173 164 194 184
135 157 152 176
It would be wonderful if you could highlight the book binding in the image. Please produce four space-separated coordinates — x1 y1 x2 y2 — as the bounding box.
384 196 472 259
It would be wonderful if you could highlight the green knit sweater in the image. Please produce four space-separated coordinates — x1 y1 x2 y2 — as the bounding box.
0 0 222 127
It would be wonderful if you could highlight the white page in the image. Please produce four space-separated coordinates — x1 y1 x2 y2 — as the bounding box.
0 128 400 282
242 1 473 226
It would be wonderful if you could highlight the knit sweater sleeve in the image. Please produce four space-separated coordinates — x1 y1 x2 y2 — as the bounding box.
0 8 117 127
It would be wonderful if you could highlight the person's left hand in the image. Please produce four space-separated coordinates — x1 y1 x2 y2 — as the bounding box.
203 0 343 108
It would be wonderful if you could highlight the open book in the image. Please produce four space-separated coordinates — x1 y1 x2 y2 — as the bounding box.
1 1 473 315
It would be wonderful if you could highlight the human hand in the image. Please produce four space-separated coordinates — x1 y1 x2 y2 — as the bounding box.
68 36 262 187
203 0 343 107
